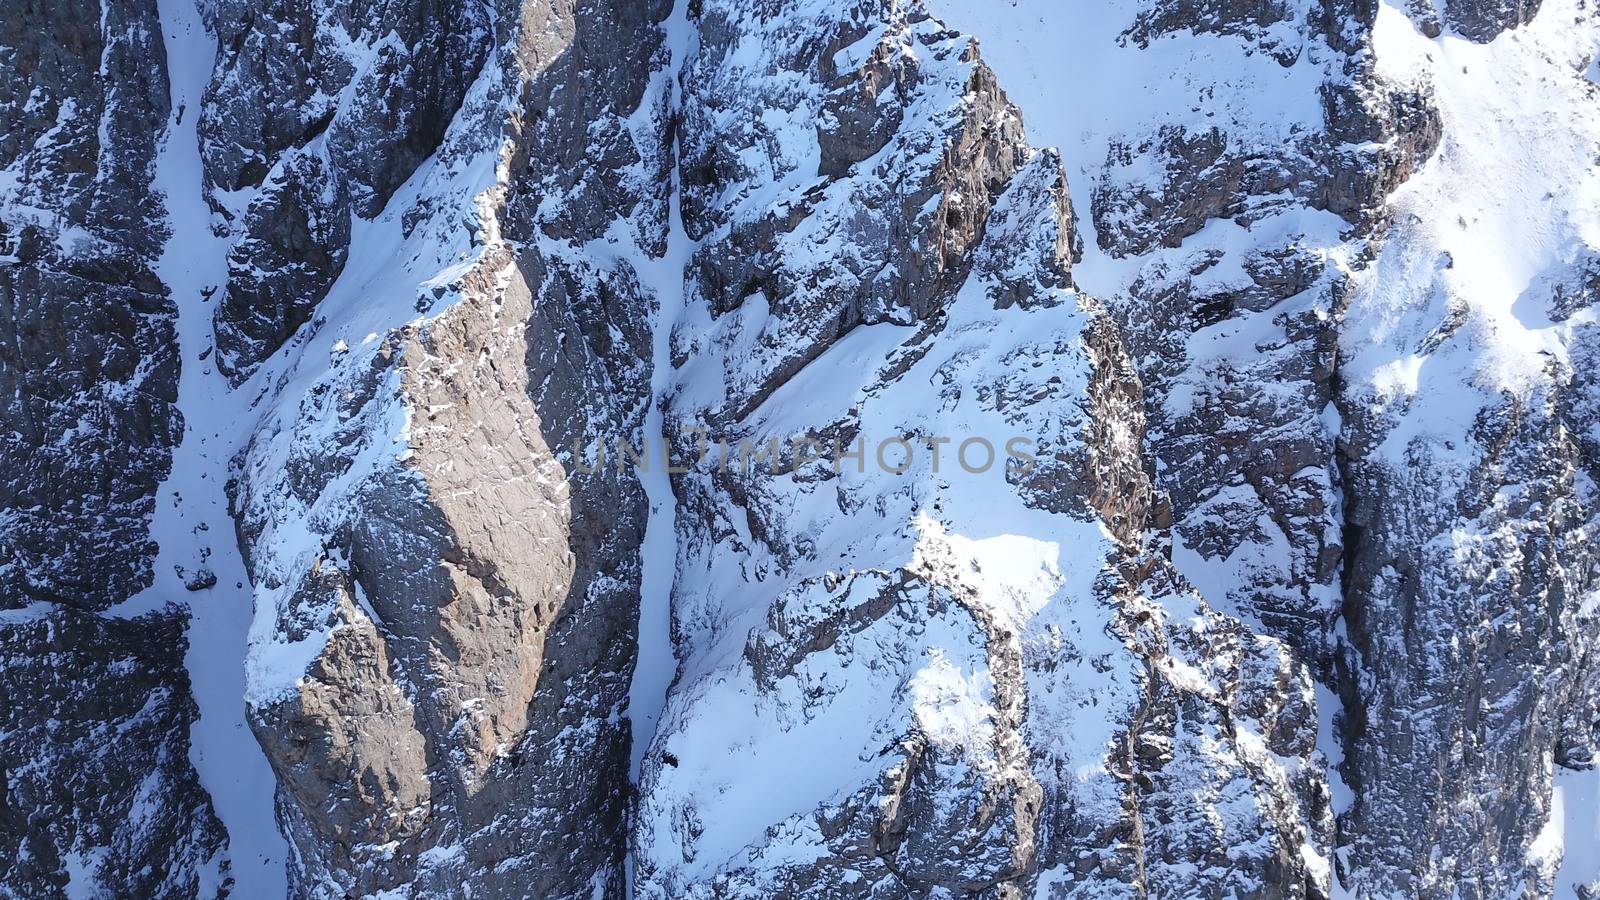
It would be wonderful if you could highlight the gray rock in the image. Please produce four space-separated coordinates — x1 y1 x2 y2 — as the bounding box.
226 0 670 894
0 0 179 609
8 0 1596 897
634 2 1328 896
0 1 229 894
1334 382 1598 897
0 608 230 897
1438 0 1545 40
676 4 1042 423
202 0 495 383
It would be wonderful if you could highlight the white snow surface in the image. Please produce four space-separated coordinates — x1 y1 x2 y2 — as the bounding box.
1553 765 1600 898
932 0 1600 891
623 3 696 893
626 0 696 789
121 0 290 892
1348 0 1600 452
116 0 517 890
633 1 1326 893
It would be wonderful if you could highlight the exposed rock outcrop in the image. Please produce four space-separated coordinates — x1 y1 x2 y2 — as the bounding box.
0 1 229 893
1329 2 1600 890
201 0 495 383
933 0 1600 894
225 0 670 894
0 609 228 897
634 2 1330 895
6 0 1599 897
1074 0 1444 678
0 0 180 608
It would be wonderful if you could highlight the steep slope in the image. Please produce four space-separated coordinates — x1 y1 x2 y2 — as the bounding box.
199 0 494 384
932 0 1600 894
219 0 672 895
5 0 1598 897
634 1 1331 895
927 0 1439 680
1 0 180 608
0 1 230 895
1334 2 1600 894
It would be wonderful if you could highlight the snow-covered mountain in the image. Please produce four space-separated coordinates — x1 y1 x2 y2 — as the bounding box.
1 0 1597 896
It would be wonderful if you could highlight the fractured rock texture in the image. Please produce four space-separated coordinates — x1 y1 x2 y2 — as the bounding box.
225 0 670 894
3 0 1599 896
634 1 1330 895
1 0 179 607
0 1 228 895
202 0 495 383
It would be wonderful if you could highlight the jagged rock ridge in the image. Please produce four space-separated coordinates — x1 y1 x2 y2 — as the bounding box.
0 0 1596 897
1 1 228 895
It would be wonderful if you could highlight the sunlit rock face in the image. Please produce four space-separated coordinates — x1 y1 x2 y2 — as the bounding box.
632 2 1328 896
4 0 1598 896
925 0 1600 895
222 0 669 893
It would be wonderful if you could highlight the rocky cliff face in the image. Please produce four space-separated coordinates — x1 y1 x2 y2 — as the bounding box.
1 0 179 608
3 0 1598 897
0 1 229 895
1330 4 1600 892
200 0 494 384
926 0 1600 896
223 0 670 894
633 1 1328 895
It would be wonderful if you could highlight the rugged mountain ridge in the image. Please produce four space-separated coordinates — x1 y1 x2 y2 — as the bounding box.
634 1 1329 895
1 0 1598 897
0 1 229 895
224 0 670 893
1331 4 1600 891
921 0 1600 895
